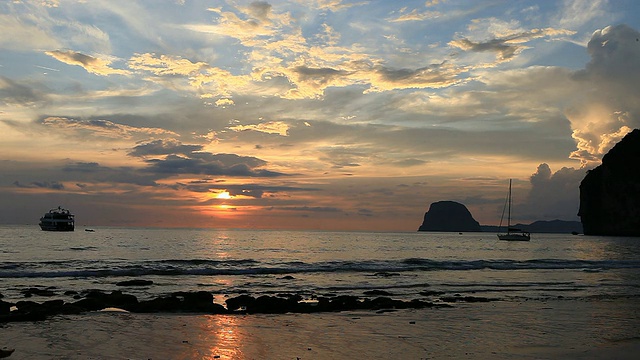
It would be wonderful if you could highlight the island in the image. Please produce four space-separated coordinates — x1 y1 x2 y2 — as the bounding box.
418 201 482 232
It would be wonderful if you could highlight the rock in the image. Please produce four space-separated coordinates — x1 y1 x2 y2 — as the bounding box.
116 279 154 287
21 287 56 297
225 294 256 312
579 129 640 236
171 291 226 313
0 347 15 358
418 201 481 232
69 290 138 312
0 300 12 315
252 295 299 313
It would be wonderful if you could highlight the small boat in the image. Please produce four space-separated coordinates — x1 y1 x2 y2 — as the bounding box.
497 180 530 241
39 206 75 231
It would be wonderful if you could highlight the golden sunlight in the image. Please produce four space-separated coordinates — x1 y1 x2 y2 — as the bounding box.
216 191 232 199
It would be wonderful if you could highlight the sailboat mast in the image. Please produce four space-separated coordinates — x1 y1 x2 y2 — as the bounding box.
507 179 512 229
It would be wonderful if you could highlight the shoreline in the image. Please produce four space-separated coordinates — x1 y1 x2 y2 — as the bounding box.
2 298 639 359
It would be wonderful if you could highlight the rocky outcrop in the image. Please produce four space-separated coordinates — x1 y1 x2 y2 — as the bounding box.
0 290 456 323
579 129 640 236
418 201 481 232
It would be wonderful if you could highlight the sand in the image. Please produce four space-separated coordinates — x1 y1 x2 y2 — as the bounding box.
2 299 639 359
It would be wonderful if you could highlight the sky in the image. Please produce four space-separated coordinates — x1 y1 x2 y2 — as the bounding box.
1 0 640 231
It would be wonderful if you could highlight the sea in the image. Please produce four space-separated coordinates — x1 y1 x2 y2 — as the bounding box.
1 225 640 306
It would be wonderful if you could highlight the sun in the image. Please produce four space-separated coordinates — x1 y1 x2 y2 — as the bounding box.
216 191 231 199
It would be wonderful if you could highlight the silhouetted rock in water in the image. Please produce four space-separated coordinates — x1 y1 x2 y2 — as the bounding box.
0 290 451 323
579 129 640 236
418 201 481 232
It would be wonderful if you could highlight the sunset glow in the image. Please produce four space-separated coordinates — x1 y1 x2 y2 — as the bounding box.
216 192 232 200
1 1 639 230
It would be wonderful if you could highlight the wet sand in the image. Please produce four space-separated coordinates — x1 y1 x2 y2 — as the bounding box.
2 298 639 359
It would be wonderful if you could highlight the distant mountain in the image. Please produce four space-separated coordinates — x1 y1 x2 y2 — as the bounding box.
418 201 482 232
481 220 583 234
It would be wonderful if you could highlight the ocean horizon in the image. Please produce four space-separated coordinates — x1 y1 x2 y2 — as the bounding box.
2 225 639 305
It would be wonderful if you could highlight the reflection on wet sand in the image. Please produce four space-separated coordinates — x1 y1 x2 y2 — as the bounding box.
195 315 244 360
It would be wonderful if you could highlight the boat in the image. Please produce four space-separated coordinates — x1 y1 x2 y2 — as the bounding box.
497 180 530 241
39 206 75 231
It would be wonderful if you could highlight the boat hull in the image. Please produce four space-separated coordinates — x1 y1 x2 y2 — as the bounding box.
39 223 75 231
497 233 530 241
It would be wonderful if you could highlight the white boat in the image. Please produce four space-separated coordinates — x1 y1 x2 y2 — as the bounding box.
39 206 75 231
497 180 530 241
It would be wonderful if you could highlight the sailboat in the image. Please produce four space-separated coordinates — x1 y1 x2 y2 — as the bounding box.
497 179 531 241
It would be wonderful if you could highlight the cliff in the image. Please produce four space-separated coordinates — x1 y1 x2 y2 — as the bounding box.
418 201 481 232
578 129 640 236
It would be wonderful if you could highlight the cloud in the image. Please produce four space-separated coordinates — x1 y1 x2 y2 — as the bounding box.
183 3 470 99
0 76 46 106
130 139 286 178
523 163 585 220
45 50 129 76
128 139 203 157
143 154 285 177
128 53 208 76
62 162 159 186
129 53 252 97
314 0 368 12
449 27 576 62
41 116 179 139
181 180 314 199
567 24 640 166
389 9 441 23
13 180 64 190
228 121 290 136
215 98 235 107
0 14 61 51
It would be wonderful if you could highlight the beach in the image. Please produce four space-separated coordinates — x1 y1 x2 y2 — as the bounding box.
3 298 639 359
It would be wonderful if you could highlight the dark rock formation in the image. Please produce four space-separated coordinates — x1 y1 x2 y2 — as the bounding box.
0 290 454 323
579 129 640 236
418 201 481 232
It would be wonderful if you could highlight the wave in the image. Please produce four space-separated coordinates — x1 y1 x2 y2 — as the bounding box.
1 258 639 279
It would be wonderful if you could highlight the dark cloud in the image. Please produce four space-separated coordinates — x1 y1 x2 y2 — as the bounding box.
143 154 284 177
14 180 64 190
375 62 459 87
450 38 519 61
0 76 45 106
523 163 586 220
247 1 273 22
62 162 102 173
129 139 203 157
294 66 351 84
129 138 285 177
41 116 178 139
63 162 158 186
357 208 373 216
